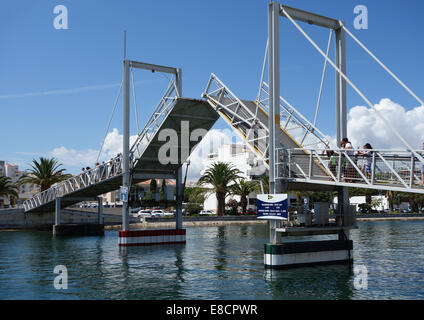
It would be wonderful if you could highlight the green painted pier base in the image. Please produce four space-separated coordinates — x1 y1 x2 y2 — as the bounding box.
264 240 353 269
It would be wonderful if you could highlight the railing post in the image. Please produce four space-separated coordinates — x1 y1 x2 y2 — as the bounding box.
371 151 376 185
288 149 292 178
410 151 415 188
308 150 313 179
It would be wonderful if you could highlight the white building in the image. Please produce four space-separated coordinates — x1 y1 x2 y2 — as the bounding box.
334 195 389 212
201 144 267 213
0 161 40 208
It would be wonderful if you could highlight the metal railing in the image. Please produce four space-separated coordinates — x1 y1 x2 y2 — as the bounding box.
130 79 179 166
276 147 424 193
203 73 270 162
24 80 180 212
257 81 331 151
23 157 123 212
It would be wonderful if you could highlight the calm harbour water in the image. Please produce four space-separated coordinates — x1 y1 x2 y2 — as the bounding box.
0 220 423 300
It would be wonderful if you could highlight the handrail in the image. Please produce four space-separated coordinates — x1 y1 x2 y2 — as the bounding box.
276 147 424 194
24 80 180 212
23 156 123 211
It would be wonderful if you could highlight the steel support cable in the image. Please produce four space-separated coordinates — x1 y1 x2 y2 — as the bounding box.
96 81 123 164
257 39 269 104
281 7 424 165
131 69 140 134
342 25 424 107
314 29 333 127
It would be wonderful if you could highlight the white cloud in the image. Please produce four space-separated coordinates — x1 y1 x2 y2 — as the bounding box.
41 99 424 178
186 128 242 181
346 98 424 150
47 128 138 171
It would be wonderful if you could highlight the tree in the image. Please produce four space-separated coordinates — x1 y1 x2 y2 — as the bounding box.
197 162 242 216
259 174 269 194
226 199 239 215
18 157 72 192
184 187 207 204
0 176 19 204
230 179 259 214
185 203 202 215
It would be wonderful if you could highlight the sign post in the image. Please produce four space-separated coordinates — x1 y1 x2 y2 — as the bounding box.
257 194 288 244
257 194 288 220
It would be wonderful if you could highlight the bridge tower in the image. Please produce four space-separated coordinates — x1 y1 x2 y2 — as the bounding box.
265 2 353 268
118 60 187 246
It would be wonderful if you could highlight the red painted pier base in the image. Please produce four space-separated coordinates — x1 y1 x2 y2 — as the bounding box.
118 229 186 246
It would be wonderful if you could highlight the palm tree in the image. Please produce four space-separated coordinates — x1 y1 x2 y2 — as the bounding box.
0 176 19 205
231 179 259 214
18 157 72 192
197 162 242 216
259 174 269 194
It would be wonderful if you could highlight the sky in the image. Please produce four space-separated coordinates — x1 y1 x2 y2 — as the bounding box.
1 0 424 180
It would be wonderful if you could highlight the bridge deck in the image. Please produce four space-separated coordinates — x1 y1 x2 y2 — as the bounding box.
203 74 424 194
25 98 219 213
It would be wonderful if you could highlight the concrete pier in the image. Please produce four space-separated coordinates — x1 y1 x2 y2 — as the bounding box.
118 229 186 246
264 239 353 269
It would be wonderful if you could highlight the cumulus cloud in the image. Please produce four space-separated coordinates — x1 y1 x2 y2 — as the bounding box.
186 128 242 181
44 99 423 177
346 98 424 150
46 127 241 178
47 128 138 171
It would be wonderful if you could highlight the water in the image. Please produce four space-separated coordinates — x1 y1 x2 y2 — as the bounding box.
0 221 423 300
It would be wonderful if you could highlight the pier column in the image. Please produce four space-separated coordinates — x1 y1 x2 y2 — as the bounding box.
176 166 183 230
269 219 282 245
122 59 130 231
97 196 103 225
268 1 281 195
55 197 61 226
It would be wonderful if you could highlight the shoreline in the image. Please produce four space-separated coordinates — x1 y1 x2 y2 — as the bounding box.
105 214 424 230
1 212 424 232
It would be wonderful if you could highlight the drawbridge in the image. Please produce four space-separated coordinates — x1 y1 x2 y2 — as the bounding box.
203 74 424 194
202 3 424 195
24 3 424 216
23 62 218 213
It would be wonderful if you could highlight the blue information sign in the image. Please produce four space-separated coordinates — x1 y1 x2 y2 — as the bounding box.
257 194 288 220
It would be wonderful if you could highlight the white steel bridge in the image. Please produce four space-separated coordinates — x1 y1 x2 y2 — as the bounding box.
23 3 424 216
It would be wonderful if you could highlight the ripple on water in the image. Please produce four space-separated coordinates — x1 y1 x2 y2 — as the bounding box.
0 221 423 299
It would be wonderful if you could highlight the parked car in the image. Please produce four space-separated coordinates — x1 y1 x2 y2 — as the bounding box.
151 209 166 217
199 210 215 215
137 209 152 218
163 211 175 217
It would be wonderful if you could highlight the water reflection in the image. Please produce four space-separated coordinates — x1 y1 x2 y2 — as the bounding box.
264 265 354 300
214 226 228 272
0 221 423 299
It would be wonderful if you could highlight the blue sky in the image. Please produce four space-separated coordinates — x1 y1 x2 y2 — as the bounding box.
1 0 424 176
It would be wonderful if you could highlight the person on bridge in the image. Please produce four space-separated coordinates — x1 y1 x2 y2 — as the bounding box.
322 149 337 179
340 138 357 182
357 143 373 178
